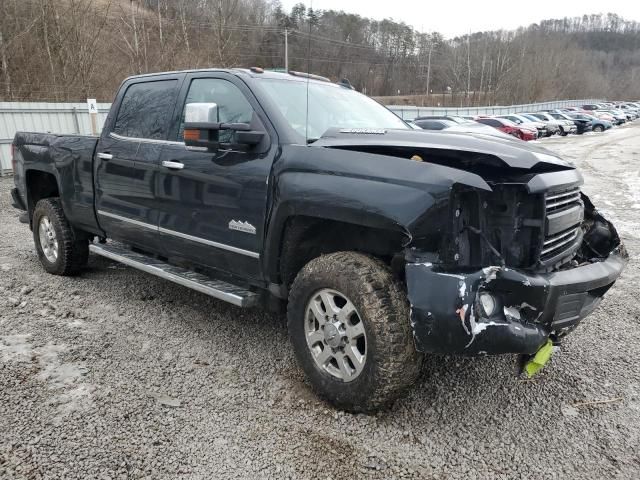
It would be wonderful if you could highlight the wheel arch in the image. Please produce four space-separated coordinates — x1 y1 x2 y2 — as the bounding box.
265 211 410 292
25 168 61 226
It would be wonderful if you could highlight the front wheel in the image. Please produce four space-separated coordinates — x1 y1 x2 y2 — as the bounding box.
593 124 604 132
32 198 89 275
287 252 422 412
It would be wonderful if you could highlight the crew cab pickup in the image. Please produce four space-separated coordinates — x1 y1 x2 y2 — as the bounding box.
10 69 627 412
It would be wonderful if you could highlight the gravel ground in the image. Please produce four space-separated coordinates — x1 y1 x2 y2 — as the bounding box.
1 126 639 479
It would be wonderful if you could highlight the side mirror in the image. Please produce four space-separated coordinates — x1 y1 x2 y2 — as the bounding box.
183 102 265 152
186 102 219 123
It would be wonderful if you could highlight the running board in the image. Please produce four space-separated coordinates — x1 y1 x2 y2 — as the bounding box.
89 242 259 307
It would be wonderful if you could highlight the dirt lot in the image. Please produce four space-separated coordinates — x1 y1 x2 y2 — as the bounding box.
1 126 639 479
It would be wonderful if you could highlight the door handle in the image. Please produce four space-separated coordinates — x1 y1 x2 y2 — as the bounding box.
97 152 113 160
162 160 184 170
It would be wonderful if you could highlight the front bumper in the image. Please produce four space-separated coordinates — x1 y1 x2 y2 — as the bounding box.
405 247 627 356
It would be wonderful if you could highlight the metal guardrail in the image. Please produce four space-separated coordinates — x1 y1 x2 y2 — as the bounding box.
387 99 605 120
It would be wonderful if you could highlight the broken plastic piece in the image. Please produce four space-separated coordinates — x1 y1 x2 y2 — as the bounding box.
524 339 554 378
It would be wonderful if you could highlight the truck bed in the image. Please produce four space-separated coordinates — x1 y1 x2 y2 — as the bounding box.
13 132 100 234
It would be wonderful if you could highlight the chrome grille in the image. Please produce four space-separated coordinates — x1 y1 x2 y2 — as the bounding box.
545 189 581 213
541 187 583 263
541 227 579 256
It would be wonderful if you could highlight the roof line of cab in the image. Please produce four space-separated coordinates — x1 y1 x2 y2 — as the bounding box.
124 67 354 89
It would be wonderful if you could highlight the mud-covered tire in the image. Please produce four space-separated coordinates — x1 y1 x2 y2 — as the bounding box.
32 198 88 276
287 252 422 412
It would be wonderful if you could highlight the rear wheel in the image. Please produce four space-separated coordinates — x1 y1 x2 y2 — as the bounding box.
32 198 89 276
287 252 422 412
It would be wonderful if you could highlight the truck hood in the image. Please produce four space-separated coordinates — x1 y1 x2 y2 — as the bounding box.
313 127 573 171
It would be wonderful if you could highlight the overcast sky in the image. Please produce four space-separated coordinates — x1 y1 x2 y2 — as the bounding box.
280 0 640 38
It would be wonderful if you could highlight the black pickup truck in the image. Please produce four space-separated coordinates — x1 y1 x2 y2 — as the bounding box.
10 68 627 412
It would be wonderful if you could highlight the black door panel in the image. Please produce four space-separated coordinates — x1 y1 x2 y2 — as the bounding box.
155 74 275 280
94 135 160 251
95 76 182 253
156 145 270 279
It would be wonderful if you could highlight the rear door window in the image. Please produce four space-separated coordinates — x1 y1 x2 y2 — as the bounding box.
113 80 179 140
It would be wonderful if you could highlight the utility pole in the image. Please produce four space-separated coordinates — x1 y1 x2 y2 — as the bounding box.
425 41 433 106
284 28 289 71
466 32 471 103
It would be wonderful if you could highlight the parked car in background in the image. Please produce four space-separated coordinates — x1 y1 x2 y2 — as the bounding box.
549 111 592 134
497 114 549 137
593 111 617 123
413 119 457 130
615 103 635 111
582 104 603 111
619 104 640 117
519 114 560 136
475 117 537 140
562 107 583 112
413 118 516 139
568 112 612 132
415 115 476 125
611 104 636 120
596 110 626 125
531 112 577 136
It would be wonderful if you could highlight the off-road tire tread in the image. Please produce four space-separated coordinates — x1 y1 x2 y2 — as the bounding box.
32 198 88 276
288 251 422 412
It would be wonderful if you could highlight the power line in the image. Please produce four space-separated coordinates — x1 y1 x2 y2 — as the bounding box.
289 30 379 51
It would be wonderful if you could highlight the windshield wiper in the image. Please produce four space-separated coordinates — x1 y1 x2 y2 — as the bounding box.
307 138 319 144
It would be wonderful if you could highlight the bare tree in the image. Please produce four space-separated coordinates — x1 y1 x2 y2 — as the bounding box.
1 4 639 103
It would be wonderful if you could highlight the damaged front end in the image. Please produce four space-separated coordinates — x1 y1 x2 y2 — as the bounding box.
406 187 628 356
310 127 627 356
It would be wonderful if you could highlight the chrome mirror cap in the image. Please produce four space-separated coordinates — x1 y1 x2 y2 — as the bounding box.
185 103 218 123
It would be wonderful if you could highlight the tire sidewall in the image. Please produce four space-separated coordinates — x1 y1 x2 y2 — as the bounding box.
32 201 64 274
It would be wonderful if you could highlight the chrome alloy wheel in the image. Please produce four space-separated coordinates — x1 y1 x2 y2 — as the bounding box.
304 289 367 382
38 216 59 263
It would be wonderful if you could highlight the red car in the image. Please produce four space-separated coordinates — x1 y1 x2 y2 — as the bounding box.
475 117 538 141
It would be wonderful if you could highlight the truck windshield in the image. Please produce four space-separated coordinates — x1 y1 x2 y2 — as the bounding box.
257 78 409 141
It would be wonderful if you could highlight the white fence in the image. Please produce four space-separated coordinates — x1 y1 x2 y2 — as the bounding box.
0 98 605 174
0 102 111 175
387 99 604 120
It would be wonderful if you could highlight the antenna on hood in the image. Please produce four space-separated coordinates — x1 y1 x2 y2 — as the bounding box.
305 0 312 144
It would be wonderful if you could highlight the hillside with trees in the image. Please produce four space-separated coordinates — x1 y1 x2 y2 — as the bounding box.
1 0 639 105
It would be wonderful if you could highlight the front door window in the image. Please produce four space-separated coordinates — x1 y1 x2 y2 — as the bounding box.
177 78 254 143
